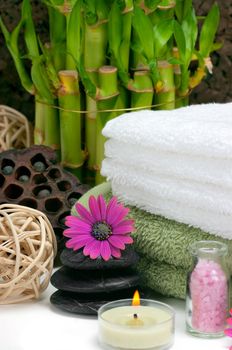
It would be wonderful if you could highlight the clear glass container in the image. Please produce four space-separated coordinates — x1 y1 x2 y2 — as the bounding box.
186 240 229 338
98 299 175 350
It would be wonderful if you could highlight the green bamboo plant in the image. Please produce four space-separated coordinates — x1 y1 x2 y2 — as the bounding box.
0 0 221 185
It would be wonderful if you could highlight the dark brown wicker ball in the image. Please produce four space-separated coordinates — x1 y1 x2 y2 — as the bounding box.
0 145 90 257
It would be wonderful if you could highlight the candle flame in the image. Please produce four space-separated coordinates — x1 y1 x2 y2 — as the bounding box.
132 290 140 306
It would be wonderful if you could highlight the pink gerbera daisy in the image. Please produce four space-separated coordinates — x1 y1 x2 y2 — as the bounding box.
225 309 232 338
63 195 135 261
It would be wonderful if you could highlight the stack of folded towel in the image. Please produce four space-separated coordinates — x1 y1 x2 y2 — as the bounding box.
101 103 232 240
72 183 232 299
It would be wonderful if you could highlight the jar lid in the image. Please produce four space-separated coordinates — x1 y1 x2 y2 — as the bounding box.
189 240 228 257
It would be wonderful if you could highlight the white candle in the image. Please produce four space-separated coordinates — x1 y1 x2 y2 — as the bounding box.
98 299 175 350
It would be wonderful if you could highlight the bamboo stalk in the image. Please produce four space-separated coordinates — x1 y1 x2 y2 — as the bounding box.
95 66 119 184
130 71 154 109
158 0 176 10
58 70 85 177
86 70 98 171
84 1 108 173
155 60 175 110
172 47 183 108
34 99 45 145
44 101 60 150
118 0 133 72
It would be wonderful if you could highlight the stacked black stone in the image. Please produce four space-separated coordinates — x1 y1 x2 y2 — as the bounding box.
50 247 140 316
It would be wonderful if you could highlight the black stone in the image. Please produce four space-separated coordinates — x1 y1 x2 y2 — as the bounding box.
60 247 140 270
51 266 140 293
50 288 140 316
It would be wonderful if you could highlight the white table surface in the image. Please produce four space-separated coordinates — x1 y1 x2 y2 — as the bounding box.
0 283 231 350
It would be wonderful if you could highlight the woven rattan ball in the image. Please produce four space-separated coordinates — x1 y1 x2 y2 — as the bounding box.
0 105 31 152
0 204 57 304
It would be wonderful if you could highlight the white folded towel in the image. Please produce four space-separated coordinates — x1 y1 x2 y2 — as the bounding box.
102 103 232 239
102 103 232 158
104 139 232 189
102 158 232 216
111 181 232 240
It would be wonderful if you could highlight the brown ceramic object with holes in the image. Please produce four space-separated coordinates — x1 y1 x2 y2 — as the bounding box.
0 145 90 258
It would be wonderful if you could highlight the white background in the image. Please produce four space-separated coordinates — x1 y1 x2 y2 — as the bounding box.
0 283 230 350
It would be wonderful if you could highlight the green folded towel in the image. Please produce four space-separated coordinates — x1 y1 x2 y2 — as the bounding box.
72 182 232 299
138 258 187 299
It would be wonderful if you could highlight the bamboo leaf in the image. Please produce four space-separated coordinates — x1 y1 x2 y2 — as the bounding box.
48 6 66 45
175 0 184 22
31 57 54 101
153 19 174 57
108 1 122 60
78 57 97 98
38 39 60 90
182 8 197 65
175 0 192 22
199 3 220 58
132 6 154 62
66 0 82 69
211 41 223 52
173 21 186 62
144 0 161 10
96 0 109 22
83 0 97 25
22 0 40 58
117 0 133 11
43 0 64 6
0 17 34 94
183 0 192 20
168 56 183 65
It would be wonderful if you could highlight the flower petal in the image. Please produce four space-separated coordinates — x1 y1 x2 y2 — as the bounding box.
224 328 232 337
65 216 91 232
75 202 95 224
66 235 92 250
108 235 126 249
100 241 111 261
118 235 133 244
113 219 135 229
89 240 102 259
106 197 118 223
98 195 107 221
63 230 74 238
109 245 121 258
108 205 130 226
227 318 232 326
113 225 135 235
63 228 91 238
83 239 100 257
89 196 102 221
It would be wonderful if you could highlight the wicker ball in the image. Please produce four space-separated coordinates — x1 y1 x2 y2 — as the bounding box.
0 204 57 304
0 105 31 152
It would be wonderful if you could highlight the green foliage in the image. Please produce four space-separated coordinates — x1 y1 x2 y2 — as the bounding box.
175 0 192 22
132 6 154 62
0 16 34 94
153 19 174 57
31 57 55 101
22 0 40 58
66 0 82 69
199 3 220 58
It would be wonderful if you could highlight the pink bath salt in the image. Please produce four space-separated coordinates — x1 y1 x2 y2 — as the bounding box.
190 259 228 333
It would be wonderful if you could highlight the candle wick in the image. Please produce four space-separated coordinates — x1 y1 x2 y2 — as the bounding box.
133 313 138 319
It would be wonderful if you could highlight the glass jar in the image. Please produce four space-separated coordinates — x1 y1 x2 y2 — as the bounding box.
186 240 229 338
